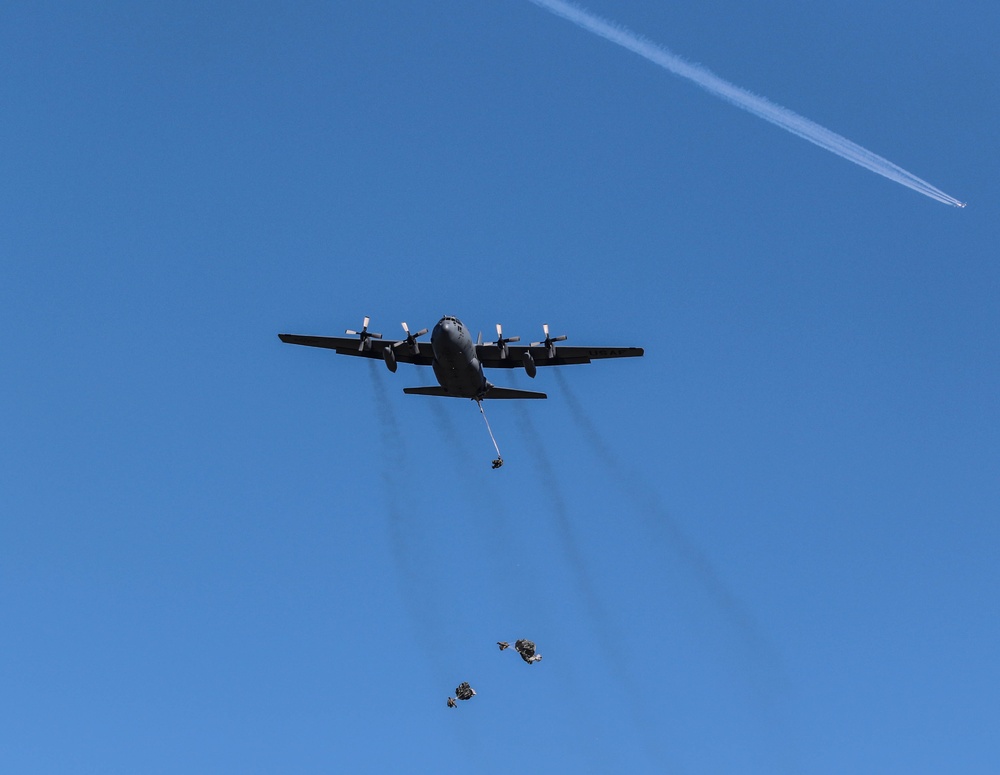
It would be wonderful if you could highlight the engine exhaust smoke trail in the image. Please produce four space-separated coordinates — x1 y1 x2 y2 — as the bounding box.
515 405 671 769
553 371 765 648
367 364 450 674
528 0 966 207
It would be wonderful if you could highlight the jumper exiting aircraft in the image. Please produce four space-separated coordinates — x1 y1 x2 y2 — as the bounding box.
279 315 644 467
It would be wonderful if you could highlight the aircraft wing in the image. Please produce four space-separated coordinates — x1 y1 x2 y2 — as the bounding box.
278 334 435 366
476 344 644 369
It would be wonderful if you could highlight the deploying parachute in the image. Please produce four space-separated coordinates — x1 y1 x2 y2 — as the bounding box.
513 639 543 665
454 681 476 701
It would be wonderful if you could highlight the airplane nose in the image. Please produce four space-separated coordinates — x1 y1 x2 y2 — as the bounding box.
436 320 458 341
432 319 461 361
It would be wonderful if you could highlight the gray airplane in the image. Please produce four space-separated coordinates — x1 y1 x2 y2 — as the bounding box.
279 315 644 466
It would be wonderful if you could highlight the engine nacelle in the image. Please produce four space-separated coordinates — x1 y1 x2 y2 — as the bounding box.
522 351 536 378
383 346 397 373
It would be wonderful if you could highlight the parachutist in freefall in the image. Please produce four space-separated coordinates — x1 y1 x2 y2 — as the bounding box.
447 697 457 708
497 641 510 651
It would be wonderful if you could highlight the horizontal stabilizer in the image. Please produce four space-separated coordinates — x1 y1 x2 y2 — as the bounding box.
402 386 456 397
484 386 547 400
402 386 547 399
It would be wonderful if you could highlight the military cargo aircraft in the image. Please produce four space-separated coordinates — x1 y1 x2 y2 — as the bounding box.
278 315 643 400
279 315 644 467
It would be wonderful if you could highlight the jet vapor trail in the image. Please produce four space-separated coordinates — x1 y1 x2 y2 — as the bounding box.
528 0 966 207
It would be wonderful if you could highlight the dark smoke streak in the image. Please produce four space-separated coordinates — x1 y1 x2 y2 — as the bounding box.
372 372 598 768
366 365 450 671
365 368 501 763
553 371 766 643
515 407 609 629
516 403 672 770
427 399 472 460
552 372 800 771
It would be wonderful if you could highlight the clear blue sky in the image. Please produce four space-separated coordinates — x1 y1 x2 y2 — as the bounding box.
2 1 997 772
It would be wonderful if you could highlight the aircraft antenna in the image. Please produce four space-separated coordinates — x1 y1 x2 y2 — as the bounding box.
477 400 504 469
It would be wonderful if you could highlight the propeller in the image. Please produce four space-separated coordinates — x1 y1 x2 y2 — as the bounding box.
393 321 428 355
345 315 382 352
493 323 520 360
531 323 567 359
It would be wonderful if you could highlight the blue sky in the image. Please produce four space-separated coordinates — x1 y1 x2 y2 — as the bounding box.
2 1 997 772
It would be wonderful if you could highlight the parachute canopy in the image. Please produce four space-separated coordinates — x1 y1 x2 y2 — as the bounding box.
514 639 542 664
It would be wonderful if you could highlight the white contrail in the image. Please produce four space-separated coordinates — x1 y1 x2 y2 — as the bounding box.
528 0 966 207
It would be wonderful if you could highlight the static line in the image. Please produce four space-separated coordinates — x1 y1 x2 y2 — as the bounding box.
478 400 504 468
528 0 965 208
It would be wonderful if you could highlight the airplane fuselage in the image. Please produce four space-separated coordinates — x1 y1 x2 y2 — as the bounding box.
431 316 489 398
